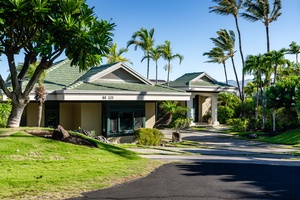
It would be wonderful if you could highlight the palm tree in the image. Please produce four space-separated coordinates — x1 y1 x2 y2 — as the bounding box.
203 47 230 84
284 41 300 64
142 46 162 84
211 29 242 99
158 41 183 86
241 0 282 52
35 81 46 127
264 49 287 83
127 28 155 79
210 0 246 100
244 54 266 125
153 101 188 128
105 43 132 65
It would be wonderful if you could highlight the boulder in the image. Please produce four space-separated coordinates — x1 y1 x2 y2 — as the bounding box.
52 125 70 140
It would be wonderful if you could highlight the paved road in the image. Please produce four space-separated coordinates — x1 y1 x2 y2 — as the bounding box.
69 162 300 200
130 129 300 166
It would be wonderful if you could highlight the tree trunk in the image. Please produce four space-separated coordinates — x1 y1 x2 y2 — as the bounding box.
266 25 270 52
156 61 158 84
230 56 242 100
234 16 245 102
222 62 228 85
7 98 28 128
147 57 150 79
167 61 170 86
37 100 43 127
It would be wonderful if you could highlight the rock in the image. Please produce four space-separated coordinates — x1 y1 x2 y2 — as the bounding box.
52 125 70 140
247 133 257 139
172 132 182 143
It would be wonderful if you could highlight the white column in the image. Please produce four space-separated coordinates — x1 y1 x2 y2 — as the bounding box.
186 95 195 126
211 93 219 125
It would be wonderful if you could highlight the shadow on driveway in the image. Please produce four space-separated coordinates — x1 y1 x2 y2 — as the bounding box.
68 162 300 200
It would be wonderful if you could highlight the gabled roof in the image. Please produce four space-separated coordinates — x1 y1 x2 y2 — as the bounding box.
169 72 236 93
38 59 191 101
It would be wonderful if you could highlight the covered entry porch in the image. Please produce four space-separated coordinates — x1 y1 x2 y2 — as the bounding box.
186 93 219 126
169 72 237 126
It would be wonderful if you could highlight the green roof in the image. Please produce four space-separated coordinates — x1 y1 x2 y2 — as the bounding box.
169 72 234 88
42 59 186 93
169 72 204 87
43 59 85 90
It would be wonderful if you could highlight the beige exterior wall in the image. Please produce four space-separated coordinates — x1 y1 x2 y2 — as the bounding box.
145 102 156 128
80 102 102 135
26 102 44 127
200 96 211 121
60 103 74 130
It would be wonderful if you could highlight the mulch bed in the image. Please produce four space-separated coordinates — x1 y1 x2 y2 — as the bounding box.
27 130 97 148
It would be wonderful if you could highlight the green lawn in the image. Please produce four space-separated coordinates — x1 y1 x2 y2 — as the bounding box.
231 129 300 146
0 128 162 199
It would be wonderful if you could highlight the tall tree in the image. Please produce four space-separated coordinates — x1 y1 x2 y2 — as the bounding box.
242 0 282 52
142 46 162 84
284 41 300 64
158 41 183 86
0 0 115 128
105 43 132 65
127 28 155 79
264 49 287 83
210 0 246 101
211 29 242 99
244 54 267 126
203 47 230 84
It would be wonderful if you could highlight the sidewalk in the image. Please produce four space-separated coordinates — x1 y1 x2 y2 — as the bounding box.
128 127 300 166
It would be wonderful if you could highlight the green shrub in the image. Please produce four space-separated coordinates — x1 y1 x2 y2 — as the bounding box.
227 118 249 132
173 118 192 133
134 128 164 146
0 101 12 128
218 106 234 124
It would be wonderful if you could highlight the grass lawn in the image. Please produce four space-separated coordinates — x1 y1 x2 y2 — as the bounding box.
0 128 163 199
230 129 300 146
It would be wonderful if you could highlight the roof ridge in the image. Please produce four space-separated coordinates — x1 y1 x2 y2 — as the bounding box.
46 59 70 74
65 80 84 90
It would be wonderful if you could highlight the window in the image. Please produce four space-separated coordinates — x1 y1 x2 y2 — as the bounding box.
104 103 145 137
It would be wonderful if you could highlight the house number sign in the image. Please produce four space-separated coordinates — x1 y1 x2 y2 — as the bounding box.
102 96 114 100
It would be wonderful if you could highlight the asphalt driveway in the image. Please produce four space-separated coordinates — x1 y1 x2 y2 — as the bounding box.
68 127 300 199
69 162 300 200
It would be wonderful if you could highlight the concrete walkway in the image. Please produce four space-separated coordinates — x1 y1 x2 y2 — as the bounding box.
128 128 300 166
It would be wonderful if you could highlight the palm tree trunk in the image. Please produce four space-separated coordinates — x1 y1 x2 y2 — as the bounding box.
167 61 170 86
147 57 150 79
234 17 245 101
266 25 270 52
230 56 242 100
155 61 158 84
222 62 228 85
37 100 43 127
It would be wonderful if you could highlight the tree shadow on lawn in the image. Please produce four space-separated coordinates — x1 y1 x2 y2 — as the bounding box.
177 162 300 199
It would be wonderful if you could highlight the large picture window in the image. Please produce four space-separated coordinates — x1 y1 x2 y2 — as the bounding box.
104 103 145 137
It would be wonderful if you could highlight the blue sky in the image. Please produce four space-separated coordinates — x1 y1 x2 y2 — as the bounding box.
1 0 299 83
86 0 300 82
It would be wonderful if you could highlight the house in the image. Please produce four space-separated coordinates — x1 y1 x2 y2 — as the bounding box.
169 72 237 125
19 60 190 142
1 60 236 142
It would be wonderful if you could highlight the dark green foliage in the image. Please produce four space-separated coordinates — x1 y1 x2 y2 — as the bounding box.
227 118 249 132
173 118 192 133
134 128 164 146
0 101 12 127
218 106 234 124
